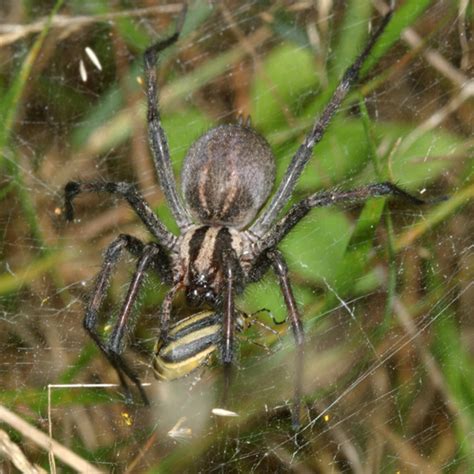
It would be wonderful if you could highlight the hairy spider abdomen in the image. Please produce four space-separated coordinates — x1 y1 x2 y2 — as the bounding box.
181 124 276 229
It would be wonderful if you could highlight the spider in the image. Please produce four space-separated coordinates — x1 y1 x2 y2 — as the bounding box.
64 5 427 426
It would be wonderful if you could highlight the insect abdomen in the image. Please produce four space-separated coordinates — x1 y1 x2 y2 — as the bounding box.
153 311 220 381
152 310 248 381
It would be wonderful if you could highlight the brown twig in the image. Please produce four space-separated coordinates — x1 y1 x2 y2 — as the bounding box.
0 404 103 473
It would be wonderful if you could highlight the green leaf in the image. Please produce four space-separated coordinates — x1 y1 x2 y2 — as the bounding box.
361 0 432 76
296 117 371 191
281 207 352 285
162 108 212 175
374 122 461 189
71 84 127 151
242 273 314 324
281 118 463 194
251 43 319 133
330 0 372 80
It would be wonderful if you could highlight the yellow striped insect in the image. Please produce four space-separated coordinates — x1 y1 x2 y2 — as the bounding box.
153 309 277 381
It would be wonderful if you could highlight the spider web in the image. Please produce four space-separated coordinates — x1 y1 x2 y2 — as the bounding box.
0 0 472 472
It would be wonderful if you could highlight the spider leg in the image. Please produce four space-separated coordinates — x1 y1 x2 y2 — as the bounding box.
250 7 394 237
222 261 236 365
103 243 164 405
144 5 191 230
83 234 144 400
83 236 167 404
221 259 237 409
268 250 304 430
158 282 181 343
85 234 144 323
64 181 176 251
257 182 428 253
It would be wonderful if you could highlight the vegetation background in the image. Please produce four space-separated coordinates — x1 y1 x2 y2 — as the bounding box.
0 0 472 472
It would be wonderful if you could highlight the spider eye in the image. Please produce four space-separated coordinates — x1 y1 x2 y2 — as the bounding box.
185 285 217 307
186 288 205 307
205 290 214 301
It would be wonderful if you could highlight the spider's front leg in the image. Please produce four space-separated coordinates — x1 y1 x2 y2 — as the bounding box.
222 260 236 365
220 258 237 405
249 7 395 237
144 4 191 231
158 282 181 344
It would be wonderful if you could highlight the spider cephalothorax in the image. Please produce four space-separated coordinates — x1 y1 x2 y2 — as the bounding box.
178 224 246 307
64 4 427 427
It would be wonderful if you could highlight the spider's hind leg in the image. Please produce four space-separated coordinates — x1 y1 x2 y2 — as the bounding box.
268 250 305 430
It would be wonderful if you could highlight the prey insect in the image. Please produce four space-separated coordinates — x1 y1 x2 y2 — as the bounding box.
153 309 278 381
64 4 428 427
